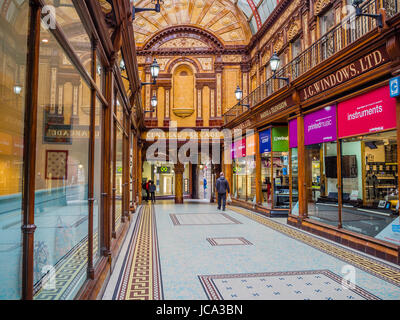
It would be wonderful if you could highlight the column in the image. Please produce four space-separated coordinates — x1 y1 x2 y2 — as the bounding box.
137 140 143 205
297 114 307 219
22 2 41 300
70 81 80 124
174 162 185 204
255 130 262 205
196 83 203 127
164 85 171 127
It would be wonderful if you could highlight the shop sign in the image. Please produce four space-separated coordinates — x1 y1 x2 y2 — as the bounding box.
271 127 288 152
338 85 396 138
257 99 290 122
390 76 400 98
259 129 271 153
157 166 171 174
289 118 297 148
304 105 337 145
44 124 101 144
233 138 246 158
246 134 256 156
300 47 389 101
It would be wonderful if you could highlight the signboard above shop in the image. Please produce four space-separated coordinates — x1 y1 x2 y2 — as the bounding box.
304 105 337 145
338 85 396 138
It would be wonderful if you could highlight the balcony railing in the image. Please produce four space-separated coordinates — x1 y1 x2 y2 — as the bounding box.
224 0 396 125
384 0 400 18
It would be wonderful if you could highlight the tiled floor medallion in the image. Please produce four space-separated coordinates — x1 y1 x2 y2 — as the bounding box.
206 237 253 246
170 213 241 226
199 270 380 300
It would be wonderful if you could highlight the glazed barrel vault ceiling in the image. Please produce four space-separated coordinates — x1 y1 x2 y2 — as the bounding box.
132 0 279 47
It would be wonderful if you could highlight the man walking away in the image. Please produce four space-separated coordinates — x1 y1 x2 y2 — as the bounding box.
149 180 156 203
216 172 230 211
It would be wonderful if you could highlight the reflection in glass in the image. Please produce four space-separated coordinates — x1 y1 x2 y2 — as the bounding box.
291 148 299 214
261 153 272 209
94 98 102 264
33 26 89 300
0 0 28 300
115 126 123 232
341 131 399 245
306 142 338 226
273 152 290 209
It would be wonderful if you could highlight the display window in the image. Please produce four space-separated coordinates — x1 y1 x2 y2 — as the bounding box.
246 134 256 203
232 138 247 200
259 127 289 210
337 86 399 245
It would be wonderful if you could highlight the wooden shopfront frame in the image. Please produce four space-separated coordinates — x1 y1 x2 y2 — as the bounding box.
20 0 141 300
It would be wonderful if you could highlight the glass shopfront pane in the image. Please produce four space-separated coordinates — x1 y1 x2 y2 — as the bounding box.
43 0 91 75
0 0 28 300
236 158 247 200
341 131 399 245
34 27 90 300
94 98 102 264
273 152 290 209
306 142 339 227
261 153 272 209
96 53 103 92
291 148 299 214
115 126 123 232
232 159 238 198
246 156 256 203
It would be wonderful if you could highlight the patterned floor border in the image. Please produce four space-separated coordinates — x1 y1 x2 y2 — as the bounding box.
206 237 253 246
199 270 381 300
114 204 163 300
170 212 242 226
227 205 400 288
34 232 99 300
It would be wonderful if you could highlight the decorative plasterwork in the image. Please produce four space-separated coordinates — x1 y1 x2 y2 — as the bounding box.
132 0 251 47
273 38 284 53
315 0 331 15
259 0 301 49
197 57 213 71
143 26 224 51
159 38 209 49
222 55 242 63
287 20 301 42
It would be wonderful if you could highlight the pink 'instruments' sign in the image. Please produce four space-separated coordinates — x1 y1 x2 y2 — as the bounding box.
338 85 396 138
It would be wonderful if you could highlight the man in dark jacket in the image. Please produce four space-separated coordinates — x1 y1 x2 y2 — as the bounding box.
216 172 230 211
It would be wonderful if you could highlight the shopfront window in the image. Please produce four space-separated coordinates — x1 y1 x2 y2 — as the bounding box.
306 142 339 226
291 148 299 213
94 98 102 264
0 0 28 300
261 153 272 209
337 85 399 245
340 132 399 240
246 134 256 203
237 158 247 201
33 25 90 300
115 125 123 232
273 152 290 209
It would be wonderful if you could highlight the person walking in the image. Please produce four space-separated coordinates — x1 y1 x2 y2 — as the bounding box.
149 180 156 203
145 179 150 202
216 172 230 211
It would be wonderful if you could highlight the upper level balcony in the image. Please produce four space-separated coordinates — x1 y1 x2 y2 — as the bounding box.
224 0 400 125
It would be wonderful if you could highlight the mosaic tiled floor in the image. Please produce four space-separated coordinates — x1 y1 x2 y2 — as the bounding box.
114 205 163 300
199 270 380 300
206 237 253 246
170 213 241 226
104 202 400 300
